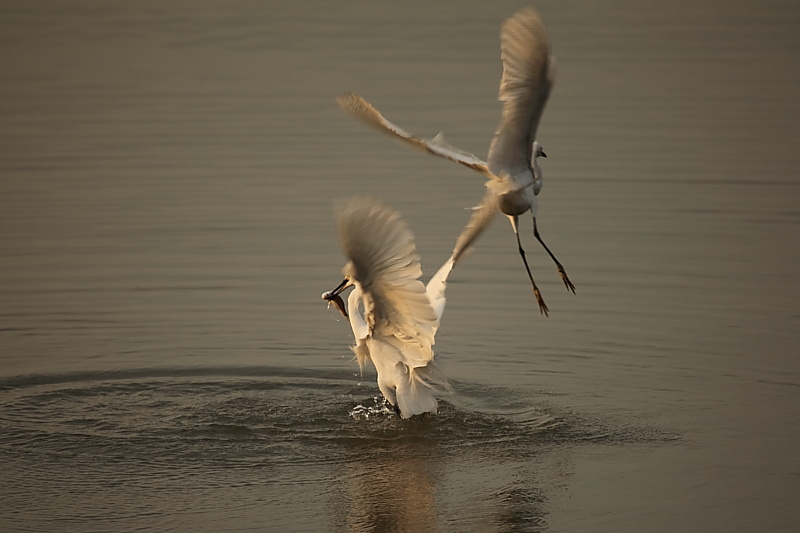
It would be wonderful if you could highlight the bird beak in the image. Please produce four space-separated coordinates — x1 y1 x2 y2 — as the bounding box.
540 150 547 158
321 278 350 318
328 278 350 297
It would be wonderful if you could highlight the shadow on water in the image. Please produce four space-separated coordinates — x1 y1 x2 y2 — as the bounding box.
0 366 678 532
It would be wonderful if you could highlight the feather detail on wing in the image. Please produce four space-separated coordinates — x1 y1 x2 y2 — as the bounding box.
427 132 489 173
451 189 499 265
337 92 493 179
487 8 555 182
335 197 438 366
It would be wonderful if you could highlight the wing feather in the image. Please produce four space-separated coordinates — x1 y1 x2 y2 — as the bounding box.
487 8 554 182
337 92 492 178
451 189 499 266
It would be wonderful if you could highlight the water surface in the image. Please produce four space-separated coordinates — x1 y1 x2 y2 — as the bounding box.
2 1 799 532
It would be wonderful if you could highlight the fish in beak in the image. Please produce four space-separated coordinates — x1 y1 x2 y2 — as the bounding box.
321 278 350 318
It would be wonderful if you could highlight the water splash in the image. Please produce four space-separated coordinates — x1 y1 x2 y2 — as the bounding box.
349 396 396 421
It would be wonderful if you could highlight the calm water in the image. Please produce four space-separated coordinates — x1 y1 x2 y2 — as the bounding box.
2 1 799 532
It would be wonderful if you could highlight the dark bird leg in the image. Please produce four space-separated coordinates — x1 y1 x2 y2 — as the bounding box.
511 216 549 316
382 395 401 416
533 217 575 293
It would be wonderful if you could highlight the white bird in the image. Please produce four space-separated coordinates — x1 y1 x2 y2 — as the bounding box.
321 197 461 419
336 7 574 316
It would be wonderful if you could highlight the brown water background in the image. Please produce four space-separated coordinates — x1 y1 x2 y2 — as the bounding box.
2 1 799 532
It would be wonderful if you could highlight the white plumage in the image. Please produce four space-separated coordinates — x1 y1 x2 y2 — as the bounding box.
323 197 454 418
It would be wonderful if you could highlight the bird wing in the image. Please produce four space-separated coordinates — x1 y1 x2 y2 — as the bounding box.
451 189 499 265
487 8 555 184
336 197 438 365
337 92 493 179
425 189 499 331
425 257 454 329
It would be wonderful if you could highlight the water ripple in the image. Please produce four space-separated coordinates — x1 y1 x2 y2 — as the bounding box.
1 366 674 458
0 366 677 532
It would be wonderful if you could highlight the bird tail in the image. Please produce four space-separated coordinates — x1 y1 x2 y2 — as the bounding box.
396 358 451 419
364 337 451 419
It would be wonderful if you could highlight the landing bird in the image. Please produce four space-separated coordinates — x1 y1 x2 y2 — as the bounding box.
337 7 574 316
322 197 465 419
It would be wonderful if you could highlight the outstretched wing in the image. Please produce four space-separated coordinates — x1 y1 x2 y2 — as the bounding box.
451 189 499 265
336 197 438 364
425 257 454 330
425 189 499 330
337 92 493 179
487 8 555 182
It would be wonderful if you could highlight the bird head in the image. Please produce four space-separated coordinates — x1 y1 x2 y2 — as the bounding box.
533 141 547 159
531 141 546 195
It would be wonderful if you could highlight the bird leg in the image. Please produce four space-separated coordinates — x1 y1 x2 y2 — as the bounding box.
382 395 401 416
533 217 575 293
511 216 549 316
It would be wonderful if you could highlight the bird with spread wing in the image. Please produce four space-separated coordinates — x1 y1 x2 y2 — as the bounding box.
322 197 470 418
337 7 575 316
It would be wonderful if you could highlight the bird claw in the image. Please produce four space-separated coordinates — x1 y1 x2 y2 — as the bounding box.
533 288 550 317
559 270 576 294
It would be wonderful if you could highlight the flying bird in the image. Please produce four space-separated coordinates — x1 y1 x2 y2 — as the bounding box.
322 197 464 419
336 7 574 316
